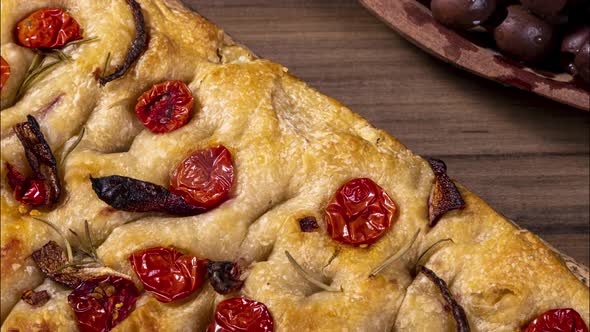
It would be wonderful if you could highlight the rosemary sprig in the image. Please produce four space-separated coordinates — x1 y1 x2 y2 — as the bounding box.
31 217 74 262
285 250 341 292
29 53 44 72
369 229 421 278
84 219 99 261
14 36 99 100
51 259 101 274
60 127 85 163
69 220 101 264
42 49 72 62
49 220 103 274
15 54 64 100
102 52 112 76
64 36 99 47
414 238 454 274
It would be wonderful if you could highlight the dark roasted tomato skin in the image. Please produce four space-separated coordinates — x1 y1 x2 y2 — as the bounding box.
129 247 207 303
67 275 140 332
325 178 396 246
135 80 194 133
207 298 274 332
16 8 82 49
524 308 588 332
0 56 10 90
6 115 61 207
206 261 244 295
170 145 234 209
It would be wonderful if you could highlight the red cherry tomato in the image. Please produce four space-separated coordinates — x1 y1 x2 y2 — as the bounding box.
67 275 139 332
18 179 46 206
135 80 194 133
524 308 588 332
5 162 46 206
325 178 396 246
15 8 82 49
207 298 274 332
1 56 10 90
170 145 234 209
129 247 207 303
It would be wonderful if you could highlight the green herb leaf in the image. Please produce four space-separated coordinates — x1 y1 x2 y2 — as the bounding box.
15 56 64 100
69 220 101 264
84 220 99 261
102 52 112 76
60 127 85 164
51 259 101 274
369 228 421 278
31 217 73 262
414 238 454 275
64 36 99 47
285 250 341 292
13 36 98 101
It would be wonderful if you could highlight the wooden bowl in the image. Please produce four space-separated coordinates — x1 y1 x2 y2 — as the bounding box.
359 0 590 111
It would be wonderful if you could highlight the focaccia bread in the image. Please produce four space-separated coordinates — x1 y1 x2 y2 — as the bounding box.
1 1 588 331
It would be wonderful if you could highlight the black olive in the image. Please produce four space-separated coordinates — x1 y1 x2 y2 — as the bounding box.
560 26 590 73
520 0 568 17
431 0 497 29
493 5 555 62
566 0 590 27
574 41 590 83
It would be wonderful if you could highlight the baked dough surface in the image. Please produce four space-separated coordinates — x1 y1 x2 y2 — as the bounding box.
1 0 588 331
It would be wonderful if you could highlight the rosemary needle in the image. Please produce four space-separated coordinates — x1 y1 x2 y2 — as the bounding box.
31 217 74 263
60 127 85 164
285 250 341 292
13 36 98 101
369 228 421 278
414 238 454 274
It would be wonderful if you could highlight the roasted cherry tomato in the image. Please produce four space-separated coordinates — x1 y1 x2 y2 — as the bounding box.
16 8 82 49
325 178 396 246
207 298 274 332
5 163 46 206
170 145 234 209
524 308 588 332
129 247 207 303
135 80 194 133
1 56 10 90
206 261 244 295
67 275 140 332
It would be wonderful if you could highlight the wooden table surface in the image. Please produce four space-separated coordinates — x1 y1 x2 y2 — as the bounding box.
183 0 590 266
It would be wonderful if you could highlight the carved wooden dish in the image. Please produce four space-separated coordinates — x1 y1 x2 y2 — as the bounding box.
359 0 590 111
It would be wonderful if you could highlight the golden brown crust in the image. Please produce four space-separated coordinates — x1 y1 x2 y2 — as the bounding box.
1 0 588 331
396 187 589 331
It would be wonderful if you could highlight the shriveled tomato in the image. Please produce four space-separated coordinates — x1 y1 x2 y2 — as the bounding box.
207 298 274 332
67 275 139 332
129 247 207 303
524 308 588 332
135 80 194 133
325 178 396 246
170 145 234 209
1 56 10 90
16 8 82 49
5 162 46 206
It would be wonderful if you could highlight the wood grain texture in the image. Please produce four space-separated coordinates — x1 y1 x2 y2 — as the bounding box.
359 0 590 111
182 0 589 266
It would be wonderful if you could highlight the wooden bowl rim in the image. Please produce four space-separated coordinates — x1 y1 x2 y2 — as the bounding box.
359 0 590 111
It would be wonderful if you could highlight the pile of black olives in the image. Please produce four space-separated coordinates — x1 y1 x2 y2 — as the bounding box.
427 0 590 84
